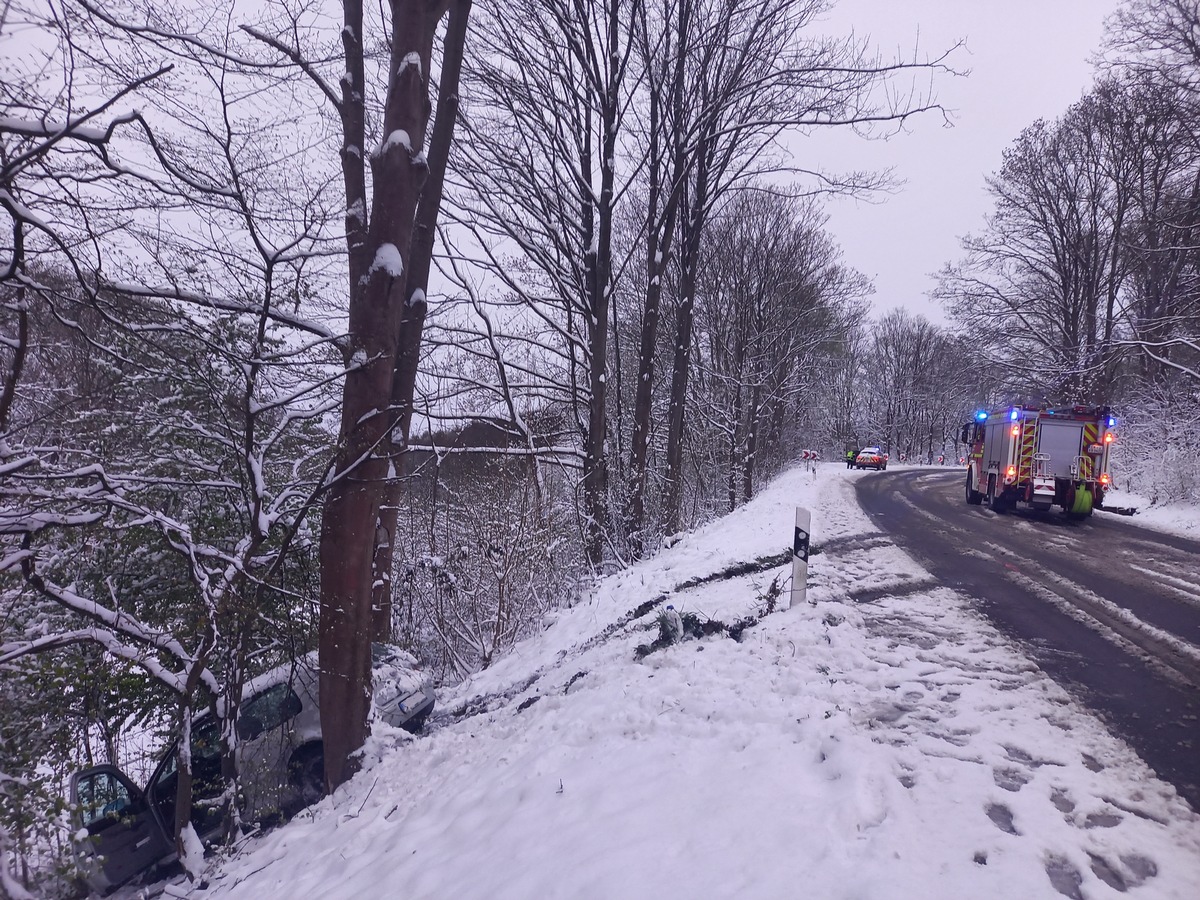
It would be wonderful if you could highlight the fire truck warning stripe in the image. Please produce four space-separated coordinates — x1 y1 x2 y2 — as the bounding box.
1082 423 1100 478
1020 420 1037 476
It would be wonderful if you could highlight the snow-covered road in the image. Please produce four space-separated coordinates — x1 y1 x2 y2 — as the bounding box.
175 463 1200 900
855 467 1200 810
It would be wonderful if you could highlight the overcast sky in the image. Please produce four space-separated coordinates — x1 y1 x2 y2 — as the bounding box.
804 0 1123 323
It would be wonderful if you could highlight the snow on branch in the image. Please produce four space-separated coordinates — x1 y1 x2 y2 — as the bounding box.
0 65 173 178
100 279 334 339
13 554 213 696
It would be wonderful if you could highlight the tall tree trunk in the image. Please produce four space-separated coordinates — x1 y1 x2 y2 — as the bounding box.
626 0 689 557
627 193 666 555
320 0 449 791
663 151 710 534
727 316 749 511
578 105 604 566
372 0 472 640
741 383 762 503
172 652 212 866
581 1 622 567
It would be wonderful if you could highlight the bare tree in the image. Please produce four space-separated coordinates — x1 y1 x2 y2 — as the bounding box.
446 0 957 562
1102 10 1200 383
1 0 353 873
449 0 642 567
856 310 974 460
936 87 1134 402
212 0 472 787
1105 0 1200 95
623 0 689 556
652 0 956 535
692 189 862 508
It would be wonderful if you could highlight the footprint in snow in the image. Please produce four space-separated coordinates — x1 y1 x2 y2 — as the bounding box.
1044 854 1084 899
1088 854 1128 892
985 802 1018 835
1003 744 1056 768
1086 852 1160 892
992 767 1031 792
1118 854 1158 887
931 727 975 747
1050 788 1075 813
1083 811 1123 828
1051 849 1161 897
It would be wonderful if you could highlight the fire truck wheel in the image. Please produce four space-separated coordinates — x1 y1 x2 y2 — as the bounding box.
987 476 1010 514
965 469 984 506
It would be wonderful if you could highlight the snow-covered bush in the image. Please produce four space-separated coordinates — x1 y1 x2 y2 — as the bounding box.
393 448 586 680
1110 384 1200 505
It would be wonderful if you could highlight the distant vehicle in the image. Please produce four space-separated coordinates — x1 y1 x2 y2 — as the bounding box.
854 447 888 470
69 645 434 895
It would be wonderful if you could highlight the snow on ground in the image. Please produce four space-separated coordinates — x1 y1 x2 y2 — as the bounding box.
1100 487 1200 539
177 464 1198 900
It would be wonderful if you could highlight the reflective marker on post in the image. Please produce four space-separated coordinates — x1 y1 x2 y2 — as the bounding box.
790 506 811 609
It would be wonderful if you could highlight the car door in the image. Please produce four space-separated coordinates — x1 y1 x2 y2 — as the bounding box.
144 721 227 844
70 766 171 894
235 680 304 820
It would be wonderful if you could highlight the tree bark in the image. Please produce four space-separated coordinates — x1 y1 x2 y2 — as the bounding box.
372 0 472 641
320 0 451 791
626 0 689 557
579 0 624 567
663 143 710 535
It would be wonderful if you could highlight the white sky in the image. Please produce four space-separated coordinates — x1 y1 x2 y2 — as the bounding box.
804 0 1123 323
162 463 1200 900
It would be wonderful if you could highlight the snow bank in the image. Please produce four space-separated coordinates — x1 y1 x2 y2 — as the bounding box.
187 465 1199 900
1102 487 1200 538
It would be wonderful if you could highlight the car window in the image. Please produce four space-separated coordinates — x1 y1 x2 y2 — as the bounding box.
150 718 220 789
76 771 133 831
193 719 221 759
237 682 302 742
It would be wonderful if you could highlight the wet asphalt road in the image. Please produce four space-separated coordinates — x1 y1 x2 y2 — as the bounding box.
855 468 1200 812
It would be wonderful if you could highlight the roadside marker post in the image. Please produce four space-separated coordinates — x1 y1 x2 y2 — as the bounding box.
790 506 811 609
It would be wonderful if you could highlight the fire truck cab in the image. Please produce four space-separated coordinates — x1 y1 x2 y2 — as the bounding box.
961 405 1115 517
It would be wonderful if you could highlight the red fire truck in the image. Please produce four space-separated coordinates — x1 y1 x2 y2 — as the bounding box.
961 405 1115 516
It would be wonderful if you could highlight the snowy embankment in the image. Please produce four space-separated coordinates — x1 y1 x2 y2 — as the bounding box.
194 464 1199 900
1101 486 1200 539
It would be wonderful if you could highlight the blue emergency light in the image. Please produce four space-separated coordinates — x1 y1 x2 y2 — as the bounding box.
975 411 988 421
1009 409 1019 421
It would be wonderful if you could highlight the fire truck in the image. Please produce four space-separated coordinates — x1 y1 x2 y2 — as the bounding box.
961 405 1116 516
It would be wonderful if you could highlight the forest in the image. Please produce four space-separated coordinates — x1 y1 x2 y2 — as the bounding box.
2 0 1198 894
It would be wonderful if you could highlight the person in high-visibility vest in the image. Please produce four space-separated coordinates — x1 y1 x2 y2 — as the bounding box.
845 449 857 469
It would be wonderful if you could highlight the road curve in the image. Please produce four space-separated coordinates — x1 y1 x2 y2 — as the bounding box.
855 467 1200 811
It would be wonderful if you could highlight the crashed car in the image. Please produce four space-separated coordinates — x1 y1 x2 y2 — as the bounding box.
854 446 888 470
69 644 434 895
